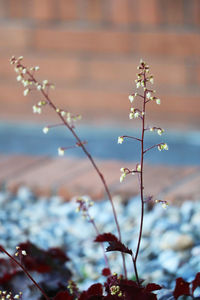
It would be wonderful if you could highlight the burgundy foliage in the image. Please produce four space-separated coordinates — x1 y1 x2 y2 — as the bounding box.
173 273 200 299
95 233 132 255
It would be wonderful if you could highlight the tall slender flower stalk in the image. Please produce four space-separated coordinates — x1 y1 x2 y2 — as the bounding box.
10 56 127 278
118 59 168 282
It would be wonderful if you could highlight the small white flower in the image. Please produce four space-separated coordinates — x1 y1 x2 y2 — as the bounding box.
34 66 40 71
136 81 141 88
61 110 66 117
156 98 161 105
16 75 22 82
66 112 71 122
32 105 41 114
149 76 154 84
158 143 168 151
128 95 134 103
146 92 151 99
129 112 134 119
120 172 126 183
37 84 42 90
157 129 164 135
134 111 139 118
118 136 124 144
150 127 154 132
22 80 29 87
162 203 168 209
140 58 144 64
18 56 23 60
22 68 27 74
163 143 168 150
23 88 29 96
58 147 65 156
43 79 48 85
22 250 27 256
136 164 141 172
43 127 49 134
120 167 125 172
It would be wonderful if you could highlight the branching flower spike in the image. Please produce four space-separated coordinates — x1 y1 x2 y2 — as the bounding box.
117 59 169 283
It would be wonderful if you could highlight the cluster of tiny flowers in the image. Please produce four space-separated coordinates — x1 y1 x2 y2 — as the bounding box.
129 108 141 120
75 196 94 219
0 291 22 300
110 285 122 297
10 56 55 112
155 199 169 209
158 143 169 151
15 246 27 257
149 127 165 136
55 108 82 124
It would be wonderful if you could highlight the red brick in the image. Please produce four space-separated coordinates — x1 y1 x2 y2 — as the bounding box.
136 32 200 58
137 0 160 25
0 0 8 18
0 25 32 51
34 28 135 54
86 59 187 86
85 0 104 22
8 0 26 18
193 0 200 25
57 0 78 20
109 0 136 25
158 0 184 25
0 53 83 84
29 0 56 21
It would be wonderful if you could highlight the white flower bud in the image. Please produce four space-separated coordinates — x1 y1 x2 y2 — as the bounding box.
118 136 124 144
120 172 126 183
43 127 49 134
58 147 65 156
23 88 29 96
156 98 161 105
128 95 134 103
146 92 151 99
129 112 134 119
136 164 141 172
22 250 27 256
16 75 22 82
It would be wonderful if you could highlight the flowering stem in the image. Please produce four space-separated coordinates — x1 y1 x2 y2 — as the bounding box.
0 246 50 300
133 71 147 281
27 72 127 278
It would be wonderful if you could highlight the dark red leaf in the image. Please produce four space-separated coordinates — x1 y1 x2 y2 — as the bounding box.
87 283 103 296
95 233 132 255
94 233 118 243
106 241 132 255
54 291 73 300
79 283 103 300
192 272 200 295
173 277 191 299
102 268 111 277
145 283 162 292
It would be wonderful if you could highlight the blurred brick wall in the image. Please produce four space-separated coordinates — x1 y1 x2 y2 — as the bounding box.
0 0 200 128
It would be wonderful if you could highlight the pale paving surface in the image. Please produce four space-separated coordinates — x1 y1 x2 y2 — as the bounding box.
1 154 199 203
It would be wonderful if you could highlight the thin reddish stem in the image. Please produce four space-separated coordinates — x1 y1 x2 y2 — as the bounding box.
27 70 127 278
0 246 50 300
